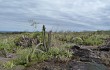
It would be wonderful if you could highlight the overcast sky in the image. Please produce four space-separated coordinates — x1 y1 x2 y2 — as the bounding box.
0 0 110 31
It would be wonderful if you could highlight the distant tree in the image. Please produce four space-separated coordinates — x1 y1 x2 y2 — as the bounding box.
29 20 39 32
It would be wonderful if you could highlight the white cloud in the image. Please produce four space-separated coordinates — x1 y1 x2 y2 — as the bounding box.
0 0 110 31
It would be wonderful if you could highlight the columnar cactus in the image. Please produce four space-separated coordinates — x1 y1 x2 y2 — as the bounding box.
48 30 52 48
42 25 47 51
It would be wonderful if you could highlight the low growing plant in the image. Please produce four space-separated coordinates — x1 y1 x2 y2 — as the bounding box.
47 47 72 60
3 61 15 69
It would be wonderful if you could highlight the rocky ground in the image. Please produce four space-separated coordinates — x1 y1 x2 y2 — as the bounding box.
24 60 108 70
24 44 110 70
0 39 110 70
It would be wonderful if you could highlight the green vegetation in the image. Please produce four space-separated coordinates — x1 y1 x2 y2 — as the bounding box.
56 31 110 46
3 61 15 69
0 29 110 69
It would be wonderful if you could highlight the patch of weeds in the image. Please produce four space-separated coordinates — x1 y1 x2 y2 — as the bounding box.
71 37 83 45
83 35 104 46
0 38 17 53
47 47 72 60
13 43 48 66
15 48 33 65
3 61 15 69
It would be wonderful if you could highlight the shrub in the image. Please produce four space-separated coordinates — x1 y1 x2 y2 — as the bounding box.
83 35 104 46
47 47 72 60
15 48 33 65
71 37 83 45
3 61 15 69
14 43 48 66
0 38 17 53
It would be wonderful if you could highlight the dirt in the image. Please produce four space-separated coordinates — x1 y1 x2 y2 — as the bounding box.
24 60 109 70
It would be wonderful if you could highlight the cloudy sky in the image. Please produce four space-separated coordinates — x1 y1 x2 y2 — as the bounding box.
0 0 110 31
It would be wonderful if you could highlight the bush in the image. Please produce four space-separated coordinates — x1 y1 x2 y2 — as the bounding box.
47 47 72 60
14 44 48 66
0 38 17 53
3 61 15 69
71 37 83 45
13 46 72 66
83 35 104 46
15 48 33 65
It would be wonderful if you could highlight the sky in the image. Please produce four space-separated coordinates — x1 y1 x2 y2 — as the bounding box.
0 0 110 32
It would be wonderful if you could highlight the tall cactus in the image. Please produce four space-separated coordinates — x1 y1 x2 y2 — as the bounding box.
48 30 52 48
42 25 47 51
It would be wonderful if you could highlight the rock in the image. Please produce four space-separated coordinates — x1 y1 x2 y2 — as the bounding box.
67 61 108 70
14 36 40 47
24 60 109 70
74 49 90 57
97 38 110 51
71 45 110 67
98 45 110 51
71 45 80 50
